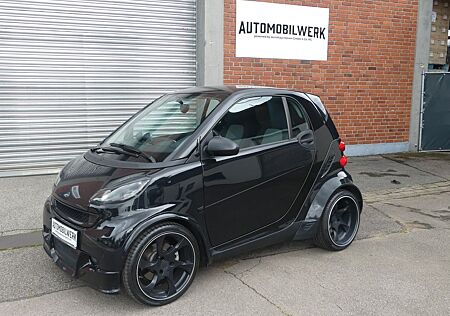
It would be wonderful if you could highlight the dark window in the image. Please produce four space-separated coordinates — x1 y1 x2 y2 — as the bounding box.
214 96 289 149
286 97 310 138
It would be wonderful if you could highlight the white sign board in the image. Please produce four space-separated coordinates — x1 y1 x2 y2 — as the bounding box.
236 0 329 61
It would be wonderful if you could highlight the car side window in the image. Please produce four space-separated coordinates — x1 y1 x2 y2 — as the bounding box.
286 97 310 138
213 96 289 149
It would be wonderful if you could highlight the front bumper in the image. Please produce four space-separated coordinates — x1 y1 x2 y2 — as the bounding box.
42 198 121 294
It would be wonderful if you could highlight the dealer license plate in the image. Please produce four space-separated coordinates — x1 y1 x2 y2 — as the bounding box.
51 218 78 249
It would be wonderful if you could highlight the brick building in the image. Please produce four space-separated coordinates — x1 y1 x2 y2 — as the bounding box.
0 0 443 176
223 0 419 151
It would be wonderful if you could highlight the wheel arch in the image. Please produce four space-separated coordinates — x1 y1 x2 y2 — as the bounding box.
167 217 210 267
122 213 211 267
339 183 363 211
304 171 363 221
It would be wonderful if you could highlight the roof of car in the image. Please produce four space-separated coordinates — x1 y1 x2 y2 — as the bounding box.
172 86 329 120
173 85 303 96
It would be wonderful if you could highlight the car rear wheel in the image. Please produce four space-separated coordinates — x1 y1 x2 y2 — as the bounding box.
123 222 199 305
314 190 360 251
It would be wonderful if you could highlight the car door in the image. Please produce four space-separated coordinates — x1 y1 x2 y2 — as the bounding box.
202 95 315 247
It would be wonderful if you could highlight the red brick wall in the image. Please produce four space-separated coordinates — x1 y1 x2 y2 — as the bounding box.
224 0 418 145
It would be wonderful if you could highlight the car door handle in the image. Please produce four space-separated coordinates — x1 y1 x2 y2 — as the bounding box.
297 130 314 146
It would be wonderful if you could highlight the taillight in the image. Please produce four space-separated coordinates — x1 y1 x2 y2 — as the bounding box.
338 140 347 167
339 155 348 167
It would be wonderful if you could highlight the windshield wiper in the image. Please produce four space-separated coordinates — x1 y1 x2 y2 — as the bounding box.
110 143 156 163
90 144 156 163
91 146 125 155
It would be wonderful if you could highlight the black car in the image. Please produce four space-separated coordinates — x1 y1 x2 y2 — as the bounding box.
43 86 362 305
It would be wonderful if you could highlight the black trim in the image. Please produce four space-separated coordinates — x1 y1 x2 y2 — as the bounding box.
210 221 301 261
84 150 187 169
282 97 293 139
43 233 121 294
293 220 319 241
205 138 299 164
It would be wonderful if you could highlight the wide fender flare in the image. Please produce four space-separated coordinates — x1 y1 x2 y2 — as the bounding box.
122 212 210 261
305 171 362 221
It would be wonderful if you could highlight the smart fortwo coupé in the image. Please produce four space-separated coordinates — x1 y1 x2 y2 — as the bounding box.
43 86 362 305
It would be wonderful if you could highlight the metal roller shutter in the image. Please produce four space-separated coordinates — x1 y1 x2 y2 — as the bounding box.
0 0 197 177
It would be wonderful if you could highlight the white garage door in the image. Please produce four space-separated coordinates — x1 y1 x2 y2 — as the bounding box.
0 0 197 177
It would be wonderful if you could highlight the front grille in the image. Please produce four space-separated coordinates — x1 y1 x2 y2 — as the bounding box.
53 198 99 228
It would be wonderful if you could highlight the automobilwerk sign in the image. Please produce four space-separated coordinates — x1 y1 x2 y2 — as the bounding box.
235 0 329 61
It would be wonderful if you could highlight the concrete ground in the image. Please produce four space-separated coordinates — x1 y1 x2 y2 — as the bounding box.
0 152 449 315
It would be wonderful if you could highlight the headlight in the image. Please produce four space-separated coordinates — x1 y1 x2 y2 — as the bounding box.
90 180 149 205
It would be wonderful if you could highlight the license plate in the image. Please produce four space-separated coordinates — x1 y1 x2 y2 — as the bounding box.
51 218 78 249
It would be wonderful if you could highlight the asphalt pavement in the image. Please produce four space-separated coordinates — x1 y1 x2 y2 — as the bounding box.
0 152 449 315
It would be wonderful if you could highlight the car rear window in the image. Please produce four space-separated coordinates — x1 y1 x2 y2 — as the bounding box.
286 97 310 138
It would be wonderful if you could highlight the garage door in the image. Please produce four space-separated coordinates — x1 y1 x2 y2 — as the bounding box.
0 0 197 177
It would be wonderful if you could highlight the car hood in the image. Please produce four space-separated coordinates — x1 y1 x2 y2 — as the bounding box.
53 155 160 210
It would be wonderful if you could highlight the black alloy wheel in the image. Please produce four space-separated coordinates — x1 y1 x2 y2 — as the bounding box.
123 223 199 305
314 190 360 251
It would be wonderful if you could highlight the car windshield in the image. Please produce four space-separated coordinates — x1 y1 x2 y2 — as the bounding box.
102 92 227 162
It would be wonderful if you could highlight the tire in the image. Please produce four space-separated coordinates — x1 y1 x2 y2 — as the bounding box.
122 222 200 306
314 190 361 251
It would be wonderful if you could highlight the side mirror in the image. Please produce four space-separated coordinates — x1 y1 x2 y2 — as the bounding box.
206 136 240 157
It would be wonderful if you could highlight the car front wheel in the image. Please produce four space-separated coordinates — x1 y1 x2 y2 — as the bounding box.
314 190 361 251
122 222 199 305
